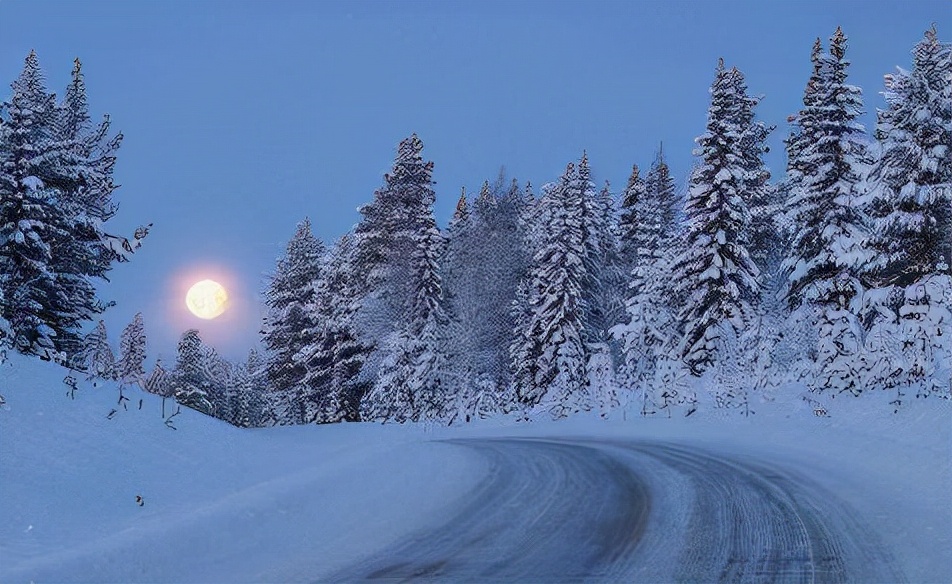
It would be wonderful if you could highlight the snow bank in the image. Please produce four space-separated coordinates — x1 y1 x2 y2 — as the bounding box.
0 354 486 583
2 352 948 582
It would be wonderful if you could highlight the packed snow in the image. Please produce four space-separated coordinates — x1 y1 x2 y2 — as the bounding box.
2 353 949 582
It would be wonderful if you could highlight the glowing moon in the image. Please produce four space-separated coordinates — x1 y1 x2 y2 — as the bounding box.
185 279 228 319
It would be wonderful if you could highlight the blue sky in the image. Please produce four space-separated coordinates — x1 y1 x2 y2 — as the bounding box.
0 0 948 361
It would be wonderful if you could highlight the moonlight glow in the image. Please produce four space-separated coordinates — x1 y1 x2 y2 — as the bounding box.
185 279 228 320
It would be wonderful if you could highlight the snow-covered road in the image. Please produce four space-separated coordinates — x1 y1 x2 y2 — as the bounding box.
330 437 904 583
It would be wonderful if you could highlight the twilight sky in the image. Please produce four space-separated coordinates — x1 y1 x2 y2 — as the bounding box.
0 0 947 362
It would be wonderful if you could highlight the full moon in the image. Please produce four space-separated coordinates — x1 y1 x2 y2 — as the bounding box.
185 279 228 320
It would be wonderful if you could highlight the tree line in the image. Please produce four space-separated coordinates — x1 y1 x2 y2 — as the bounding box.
2 27 949 426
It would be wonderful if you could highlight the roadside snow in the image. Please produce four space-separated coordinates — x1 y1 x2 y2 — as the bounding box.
0 355 486 583
2 354 948 582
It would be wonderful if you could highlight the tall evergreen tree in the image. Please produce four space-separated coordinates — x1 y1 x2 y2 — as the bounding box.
261 218 325 422
782 29 872 395
298 233 372 422
669 59 763 375
0 53 147 360
0 51 73 357
77 319 115 381
353 134 437 353
783 29 871 312
510 162 590 418
867 25 952 286
612 161 678 407
359 135 451 423
618 164 647 274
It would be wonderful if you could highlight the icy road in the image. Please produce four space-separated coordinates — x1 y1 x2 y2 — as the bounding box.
330 438 904 583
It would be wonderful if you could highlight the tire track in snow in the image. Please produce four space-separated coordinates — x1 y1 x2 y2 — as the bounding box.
324 438 651 583
326 437 904 583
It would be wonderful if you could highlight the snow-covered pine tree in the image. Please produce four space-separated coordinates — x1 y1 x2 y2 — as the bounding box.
352 134 439 378
77 320 115 381
359 135 452 423
49 58 148 357
0 53 147 361
170 329 213 415
298 233 372 423
201 343 233 421
226 348 269 428
594 179 626 348
462 175 530 396
510 162 591 418
115 312 146 388
781 29 872 395
729 67 777 281
442 186 479 390
0 51 73 359
618 164 647 276
644 145 680 255
866 25 951 287
261 218 325 423
576 152 614 346
143 359 172 398
669 59 762 376
612 160 679 406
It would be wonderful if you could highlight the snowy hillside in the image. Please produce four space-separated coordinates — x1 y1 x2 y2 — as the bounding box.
0 354 486 583
2 354 949 582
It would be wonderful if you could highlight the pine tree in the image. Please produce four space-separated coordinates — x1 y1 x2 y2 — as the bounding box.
77 320 115 381
0 53 147 360
669 60 762 375
867 25 952 287
576 152 613 345
50 58 146 357
643 145 680 255
618 164 647 275
510 162 590 418
298 233 372 423
143 359 172 398
228 348 269 427
781 30 872 395
0 51 73 358
783 30 871 311
170 329 213 415
115 312 146 387
359 135 451 423
447 175 531 396
353 134 438 365
261 218 325 422
443 187 478 388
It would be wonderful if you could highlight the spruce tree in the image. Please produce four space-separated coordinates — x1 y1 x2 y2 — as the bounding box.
783 29 871 311
261 218 325 422
0 51 73 358
782 29 872 395
298 233 371 422
77 319 115 381
115 312 147 387
170 329 213 415
867 25 952 287
510 162 590 418
359 135 451 423
618 164 647 274
612 161 677 406
669 60 762 375
0 53 147 360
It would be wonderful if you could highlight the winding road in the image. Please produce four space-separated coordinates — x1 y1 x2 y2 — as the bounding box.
328 438 904 583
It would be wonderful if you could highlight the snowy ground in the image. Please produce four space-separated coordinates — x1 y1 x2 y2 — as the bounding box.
1 354 949 583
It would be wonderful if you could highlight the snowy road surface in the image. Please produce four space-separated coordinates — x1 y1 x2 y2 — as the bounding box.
329 438 904 583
